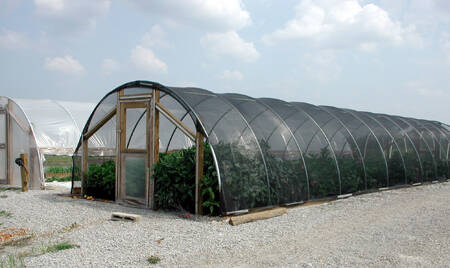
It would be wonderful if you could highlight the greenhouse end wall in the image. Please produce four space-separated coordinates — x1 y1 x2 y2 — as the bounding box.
73 81 450 214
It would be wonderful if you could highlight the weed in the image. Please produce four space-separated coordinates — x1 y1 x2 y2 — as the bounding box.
0 210 12 218
0 255 25 268
147 255 161 264
0 195 7 198
0 187 20 192
45 242 79 253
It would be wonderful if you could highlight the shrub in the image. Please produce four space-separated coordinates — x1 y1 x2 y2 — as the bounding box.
153 143 220 215
84 160 116 200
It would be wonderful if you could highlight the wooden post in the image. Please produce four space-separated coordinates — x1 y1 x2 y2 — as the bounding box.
195 131 204 215
20 153 28 192
154 90 160 163
7 100 12 185
148 90 159 210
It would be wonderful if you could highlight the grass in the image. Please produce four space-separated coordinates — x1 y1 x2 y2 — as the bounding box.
0 210 12 218
0 195 7 198
0 187 20 192
147 255 161 264
0 255 25 268
44 242 79 253
45 176 72 182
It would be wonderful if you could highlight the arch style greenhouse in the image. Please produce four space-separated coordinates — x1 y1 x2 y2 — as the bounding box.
73 81 450 215
0 97 95 189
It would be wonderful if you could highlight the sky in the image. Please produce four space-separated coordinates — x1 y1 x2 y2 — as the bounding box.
0 0 449 124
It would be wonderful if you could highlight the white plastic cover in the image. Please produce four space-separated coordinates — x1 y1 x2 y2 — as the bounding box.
0 96 97 189
13 98 96 154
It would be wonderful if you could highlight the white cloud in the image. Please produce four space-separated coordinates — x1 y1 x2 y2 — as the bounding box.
44 55 84 75
406 81 448 97
130 45 167 74
262 0 422 51
417 88 447 97
0 29 29 49
303 50 341 82
201 31 259 62
127 0 251 31
174 81 198 87
441 33 450 66
34 0 110 34
218 70 243 81
141 25 172 48
100 58 120 75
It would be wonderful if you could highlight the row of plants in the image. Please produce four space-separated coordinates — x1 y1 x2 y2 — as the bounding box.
81 143 220 215
78 139 449 215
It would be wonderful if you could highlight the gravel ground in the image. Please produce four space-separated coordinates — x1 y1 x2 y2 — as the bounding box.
1 181 450 267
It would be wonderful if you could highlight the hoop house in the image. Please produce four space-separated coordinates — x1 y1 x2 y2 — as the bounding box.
73 81 449 215
0 97 95 189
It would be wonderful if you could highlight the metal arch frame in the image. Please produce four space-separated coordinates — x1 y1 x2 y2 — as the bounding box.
165 95 211 153
219 93 307 204
420 121 450 178
420 121 448 160
407 118 442 154
395 117 438 179
411 119 448 163
74 81 226 211
379 115 424 183
361 112 408 185
256 98 311 200
287 116 315 149
344 109 390 185
290 102 343 195
212 94 273 205
320 106 368 190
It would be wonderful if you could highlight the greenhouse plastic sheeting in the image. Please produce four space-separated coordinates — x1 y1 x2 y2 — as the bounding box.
74 81 450 214
0 96 96 189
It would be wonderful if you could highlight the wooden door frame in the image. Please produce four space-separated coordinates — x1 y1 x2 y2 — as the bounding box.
117 97 151 206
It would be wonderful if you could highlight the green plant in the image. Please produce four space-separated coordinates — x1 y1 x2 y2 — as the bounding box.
0 186 20 192
0 255 25 268
0 210 12 218
147 255 161 264
45 242 79 253
84 160 116 200
153 143 220 215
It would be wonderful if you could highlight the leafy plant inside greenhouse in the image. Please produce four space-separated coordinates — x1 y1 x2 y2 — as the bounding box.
153 142 220 215
84 160 116 200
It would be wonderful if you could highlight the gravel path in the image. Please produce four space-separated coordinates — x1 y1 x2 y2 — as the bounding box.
1 181 449 267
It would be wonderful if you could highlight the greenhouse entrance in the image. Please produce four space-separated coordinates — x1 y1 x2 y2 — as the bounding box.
119 99 151 206
78 85 205 212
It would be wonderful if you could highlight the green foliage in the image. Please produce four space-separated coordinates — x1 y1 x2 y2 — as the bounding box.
45 166 73 174
153 143 220 215
45 242 79 253
84 160 116 200
147 256 161 264
46 176 72 182
0 255 25 268
0 210 12 217
213 141 269 211
306 148 340 198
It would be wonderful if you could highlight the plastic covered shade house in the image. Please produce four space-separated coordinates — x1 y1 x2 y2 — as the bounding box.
73 81 449 214
0 97 96 189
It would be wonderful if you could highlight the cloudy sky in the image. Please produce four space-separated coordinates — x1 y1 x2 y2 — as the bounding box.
0 0 449 123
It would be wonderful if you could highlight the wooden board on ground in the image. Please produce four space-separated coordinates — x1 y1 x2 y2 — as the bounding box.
111 212 141 222
229 207 287 226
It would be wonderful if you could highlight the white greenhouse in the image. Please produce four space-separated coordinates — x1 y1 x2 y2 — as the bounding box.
0 97 96 189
